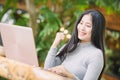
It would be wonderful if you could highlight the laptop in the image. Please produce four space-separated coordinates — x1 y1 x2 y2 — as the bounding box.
0 23 39 67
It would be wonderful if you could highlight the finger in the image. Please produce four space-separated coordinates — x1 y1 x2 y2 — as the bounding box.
60 33 65 40
47 68 57 73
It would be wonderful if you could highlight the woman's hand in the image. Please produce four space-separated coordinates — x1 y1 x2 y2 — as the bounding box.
46 65 74 79
51 32 65 48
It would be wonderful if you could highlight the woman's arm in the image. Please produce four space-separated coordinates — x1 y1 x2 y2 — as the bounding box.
83 51 104 80
44 32 65 69
44 47 62 69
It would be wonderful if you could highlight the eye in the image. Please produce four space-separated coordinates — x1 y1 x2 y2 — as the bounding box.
79 22 83 24
86 25 92 28
86 25 91 27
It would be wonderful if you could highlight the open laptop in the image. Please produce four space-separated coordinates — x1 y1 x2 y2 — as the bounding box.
0 23 39 67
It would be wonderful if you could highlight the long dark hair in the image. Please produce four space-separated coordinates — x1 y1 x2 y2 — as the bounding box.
57 9 106 80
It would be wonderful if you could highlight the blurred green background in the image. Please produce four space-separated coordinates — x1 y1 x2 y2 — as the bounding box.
0 0 120 80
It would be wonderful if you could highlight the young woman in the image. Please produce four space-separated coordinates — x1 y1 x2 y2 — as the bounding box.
44 9 106 80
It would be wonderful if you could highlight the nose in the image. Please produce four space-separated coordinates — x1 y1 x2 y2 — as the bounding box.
79 25 85 31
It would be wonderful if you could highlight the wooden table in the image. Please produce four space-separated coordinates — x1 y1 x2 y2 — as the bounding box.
0 56 72 80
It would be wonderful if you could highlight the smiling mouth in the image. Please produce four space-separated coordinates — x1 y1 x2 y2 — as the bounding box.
79 32 86 36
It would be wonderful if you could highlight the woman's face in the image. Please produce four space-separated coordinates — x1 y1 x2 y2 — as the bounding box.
77 14 92 42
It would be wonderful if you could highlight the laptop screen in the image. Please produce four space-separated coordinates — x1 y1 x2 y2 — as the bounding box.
0 23 39 66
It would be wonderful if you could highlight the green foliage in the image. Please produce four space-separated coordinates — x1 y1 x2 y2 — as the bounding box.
14 13 29 26
0 76 7 80
95 0 120 14
36 6 63 63
34 0 48 6
0 0 17 21
105 30 120 76
105 48 120 75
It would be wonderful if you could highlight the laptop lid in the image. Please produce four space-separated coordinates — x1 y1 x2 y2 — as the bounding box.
0 23 39 66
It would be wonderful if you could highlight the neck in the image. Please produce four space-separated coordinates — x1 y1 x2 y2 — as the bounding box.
80 40 91 43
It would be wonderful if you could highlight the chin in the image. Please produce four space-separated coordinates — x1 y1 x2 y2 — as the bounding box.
78 38 86 41
78 36 85 40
